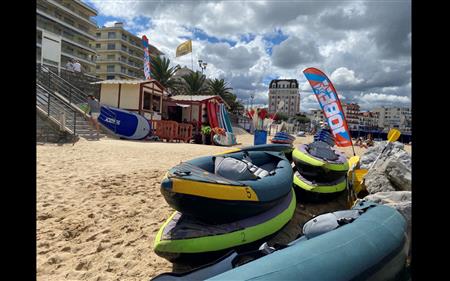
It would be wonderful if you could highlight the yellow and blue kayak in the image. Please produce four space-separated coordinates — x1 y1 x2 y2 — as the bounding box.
161 150 293 223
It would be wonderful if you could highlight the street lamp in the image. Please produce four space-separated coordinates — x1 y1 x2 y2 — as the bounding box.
250 93 255 108
198 59 207 74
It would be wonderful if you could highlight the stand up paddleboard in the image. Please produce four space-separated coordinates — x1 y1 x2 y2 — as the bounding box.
98 105 150 140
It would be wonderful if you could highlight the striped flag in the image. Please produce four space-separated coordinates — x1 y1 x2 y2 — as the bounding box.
141 35 151 80
303 67 353 147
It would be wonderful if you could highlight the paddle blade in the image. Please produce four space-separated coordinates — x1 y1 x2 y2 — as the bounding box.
354 169 368 181
387 128 401 142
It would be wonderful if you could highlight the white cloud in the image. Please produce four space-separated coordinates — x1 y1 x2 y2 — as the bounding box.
103 21 117 27
86 0 411 109
356 92 410 110
331 67 364 86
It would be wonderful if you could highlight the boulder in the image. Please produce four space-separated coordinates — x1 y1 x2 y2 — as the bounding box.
359 141 411 193
385 160 412 191
360 141 410 170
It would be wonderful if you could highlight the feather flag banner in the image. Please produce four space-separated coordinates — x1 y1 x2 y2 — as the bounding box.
141 35 152 80
303 67 352 147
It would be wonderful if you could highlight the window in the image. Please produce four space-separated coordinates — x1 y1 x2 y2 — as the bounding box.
96 33 101 38
107 54 115 60
108 32 116 39
152 95 161 112
107 43 115 50
106 75 115 80
107 65 115 72
121 67 126 73
122 34 127 40
95 43 101 48
143 92 151 110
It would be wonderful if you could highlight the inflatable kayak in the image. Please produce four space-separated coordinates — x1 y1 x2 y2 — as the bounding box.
293 170 346 202
151 200 408 281
161 150 293 223
154 189 296 264
217 144 294 162
292 141 348 180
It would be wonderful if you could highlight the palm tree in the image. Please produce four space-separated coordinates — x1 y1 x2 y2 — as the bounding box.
150 56 181 94
180 71 208 95
208 78 242 112
208 78 233 98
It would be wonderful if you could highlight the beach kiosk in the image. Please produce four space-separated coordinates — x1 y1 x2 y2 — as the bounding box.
166 95 229 126
92 79 167 121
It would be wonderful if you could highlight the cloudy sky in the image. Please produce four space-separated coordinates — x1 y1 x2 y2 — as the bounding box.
84 0 411 112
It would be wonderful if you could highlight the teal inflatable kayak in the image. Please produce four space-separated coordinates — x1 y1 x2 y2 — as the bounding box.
151 201 408 281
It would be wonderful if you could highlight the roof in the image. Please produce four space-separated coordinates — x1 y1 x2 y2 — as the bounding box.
91 79 149 85
170 95 229 108
91 79 166 92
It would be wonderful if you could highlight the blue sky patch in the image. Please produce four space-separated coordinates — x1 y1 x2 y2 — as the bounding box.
262 74 280 86
240 33 256 43
186 27 237 47
263 29 288 55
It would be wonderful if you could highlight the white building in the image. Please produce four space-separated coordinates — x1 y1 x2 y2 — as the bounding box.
268 79 300 117
310 109 325 124
372 107 411 134
37 0 98 74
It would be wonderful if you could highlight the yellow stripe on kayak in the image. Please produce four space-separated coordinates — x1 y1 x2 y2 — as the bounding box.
171 178 259 201
214 148 242 155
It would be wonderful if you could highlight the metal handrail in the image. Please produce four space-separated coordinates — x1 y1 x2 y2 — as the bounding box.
38 64 87 96
37 65 119 135
37 84 80 136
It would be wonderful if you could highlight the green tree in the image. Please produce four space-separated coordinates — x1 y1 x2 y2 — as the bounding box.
150 56 181 94
276 112 289 121
294 115 310 123
207 78 246 114
180 71 208 95
208 78 233 97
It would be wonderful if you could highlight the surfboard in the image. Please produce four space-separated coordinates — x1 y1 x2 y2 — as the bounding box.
222 105 234 133
208 102 219 129
217 103 225 129
98 105 150 140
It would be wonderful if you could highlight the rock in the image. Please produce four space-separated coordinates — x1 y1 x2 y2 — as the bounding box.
359 141 411 193
364 171 396 193
385 160 411 191
360 141 410 170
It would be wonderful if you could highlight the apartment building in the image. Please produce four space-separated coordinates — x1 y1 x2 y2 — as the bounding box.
37 0 97 74
342 103 361 131
372 107 411 134
94 22 163 80
359 111 379 131
268 79 300 117
310 109 326 124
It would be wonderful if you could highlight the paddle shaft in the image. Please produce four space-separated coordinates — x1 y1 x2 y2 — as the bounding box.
368 143 390 170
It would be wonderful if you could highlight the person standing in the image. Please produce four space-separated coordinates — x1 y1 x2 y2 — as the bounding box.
85 95 101 138
65 60 73 71
73 60 82 72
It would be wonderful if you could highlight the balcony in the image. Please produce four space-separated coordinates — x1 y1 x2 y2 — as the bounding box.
46 0 97 27
36 10 96 41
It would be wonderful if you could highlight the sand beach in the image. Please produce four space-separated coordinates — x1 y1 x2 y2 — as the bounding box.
37 132 411 281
